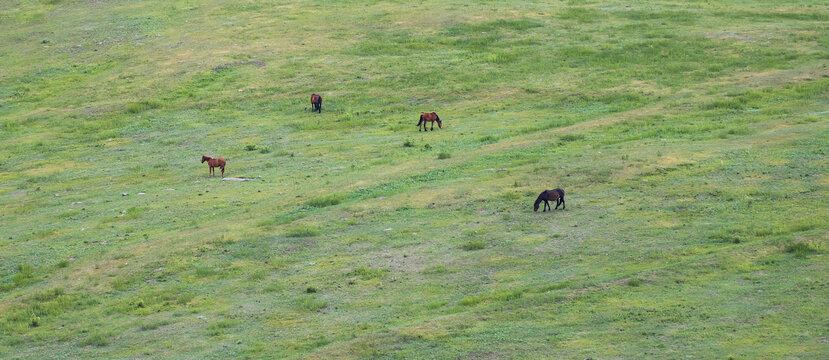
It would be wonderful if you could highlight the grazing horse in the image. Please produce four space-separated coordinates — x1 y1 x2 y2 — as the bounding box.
417 112 442 131
310 94 322 113
534 188 565 212
201 155 226 177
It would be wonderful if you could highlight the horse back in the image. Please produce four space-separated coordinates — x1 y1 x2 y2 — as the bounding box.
543 189 560 201
421 112 437 122
311 94 321 104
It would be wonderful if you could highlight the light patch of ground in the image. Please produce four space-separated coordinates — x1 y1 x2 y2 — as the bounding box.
21 160 92 177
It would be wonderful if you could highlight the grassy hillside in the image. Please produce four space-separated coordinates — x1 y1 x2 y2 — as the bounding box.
1 0 827 358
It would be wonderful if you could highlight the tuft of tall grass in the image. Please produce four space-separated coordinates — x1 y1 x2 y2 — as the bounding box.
125 101 160 114
285 225 321 237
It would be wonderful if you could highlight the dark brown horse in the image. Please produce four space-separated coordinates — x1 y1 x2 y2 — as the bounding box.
310 94 322 113
534 188 565 212
201 155 226 177
417 112 442 131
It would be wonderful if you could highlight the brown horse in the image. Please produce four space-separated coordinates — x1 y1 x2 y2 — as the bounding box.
201 155 226 177
310 94 322 113
417 112 442 131
534 188 565 212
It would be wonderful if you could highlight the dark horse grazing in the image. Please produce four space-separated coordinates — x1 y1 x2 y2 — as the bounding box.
417 112 442 131
534 188 565 212
310 94 322 113
201 155 226 177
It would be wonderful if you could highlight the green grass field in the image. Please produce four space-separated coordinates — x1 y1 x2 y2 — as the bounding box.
1 0 827 358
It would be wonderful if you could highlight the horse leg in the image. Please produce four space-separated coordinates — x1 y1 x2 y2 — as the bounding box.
430 122 434 131
555 198 561 210
561 197 565 209
221 166 225 178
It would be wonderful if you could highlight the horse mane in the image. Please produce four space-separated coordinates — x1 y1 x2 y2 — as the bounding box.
534 191 546 207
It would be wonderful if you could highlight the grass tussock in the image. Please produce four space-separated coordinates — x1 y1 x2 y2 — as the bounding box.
784 242 818 257
125 101 160 114
306 194 346 208
461 240 487 251
349 266 388 280
285 224 321 237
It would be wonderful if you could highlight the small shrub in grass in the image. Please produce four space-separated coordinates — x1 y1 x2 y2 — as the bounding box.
627 278 642 287
421 264 449 275
423 143 432 150
306 194 345 208
784 242 817 257
437 152 451 159
785 218 820 233
207 319 237 336
83 331 111 347
298 297 327 312
176 292 195 305
125 101 160 114
560 133 585 142
537 281 570 292
479 135 497 143
111 276 133 291
403 139 415 147
460 296 482 306
461 240 486 251
306 286 317 293
349 266 388 280
13 264 35 287
140 319 171 331
425 301 446 310
194 264 218 277
263 282 283 293
29 315 40 327
245 144 271 153
285 225 321 237
492 290 522 302
709 228 744 244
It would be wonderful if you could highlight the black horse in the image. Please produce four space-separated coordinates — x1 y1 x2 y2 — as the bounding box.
534 188 565 212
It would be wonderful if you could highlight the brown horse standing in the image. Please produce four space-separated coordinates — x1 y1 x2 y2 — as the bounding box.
417 112 442 131
201 155 226 177
310 94 322 113
534 188 565 212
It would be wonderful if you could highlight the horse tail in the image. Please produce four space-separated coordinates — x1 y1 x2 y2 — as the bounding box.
417 114 423 127
555 188 565 199
318 96 322 113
